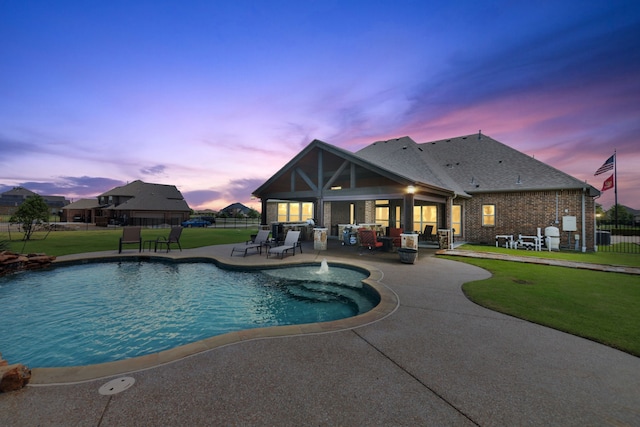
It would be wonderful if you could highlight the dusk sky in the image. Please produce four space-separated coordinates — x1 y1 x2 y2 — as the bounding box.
1 1 639 211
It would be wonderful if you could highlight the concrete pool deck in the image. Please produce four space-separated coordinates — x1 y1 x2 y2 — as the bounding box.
1 240 639 425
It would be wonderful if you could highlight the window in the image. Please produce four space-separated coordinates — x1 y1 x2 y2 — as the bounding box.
301 202 313 221
452 205 461 236
482 204 495 226
375 200 390 228
413 205 437 234
277 202 314 222
277 203 288 222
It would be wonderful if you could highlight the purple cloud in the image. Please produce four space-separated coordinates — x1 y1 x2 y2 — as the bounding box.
140 165 167 175
0 177 125 199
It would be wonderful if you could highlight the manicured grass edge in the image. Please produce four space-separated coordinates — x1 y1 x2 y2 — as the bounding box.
440 255 640 358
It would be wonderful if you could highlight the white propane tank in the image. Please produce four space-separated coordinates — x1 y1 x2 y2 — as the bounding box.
545 226 560 250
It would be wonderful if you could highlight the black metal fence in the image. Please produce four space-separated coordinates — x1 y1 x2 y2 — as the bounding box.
211 218 261 229
103 217 261 229
595 220 640 253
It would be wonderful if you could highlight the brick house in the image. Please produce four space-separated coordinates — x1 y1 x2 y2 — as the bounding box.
62 180 191 226
253 133 600 251
0 187 69 216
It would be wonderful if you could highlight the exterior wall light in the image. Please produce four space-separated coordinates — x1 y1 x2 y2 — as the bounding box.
407 185 416 194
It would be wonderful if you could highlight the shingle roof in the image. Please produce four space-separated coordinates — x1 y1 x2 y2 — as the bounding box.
62 198 101 209
253 139 434 196
355 136 469 196
1 187 37 197
255 134 599 199
221 202 250 214
99 180 183 199
100 180 190 211
418 134 598 195
354 134 598 196
112 192 190 211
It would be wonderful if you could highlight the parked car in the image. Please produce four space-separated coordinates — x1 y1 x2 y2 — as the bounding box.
181 218 211 228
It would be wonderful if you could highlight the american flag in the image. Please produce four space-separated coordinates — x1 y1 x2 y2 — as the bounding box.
594 154 615 176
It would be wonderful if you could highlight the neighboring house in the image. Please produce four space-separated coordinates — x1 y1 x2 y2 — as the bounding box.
0 187 69 215
219 202 251 217
253 133 600 251
61 198 102 223
62 180 191 226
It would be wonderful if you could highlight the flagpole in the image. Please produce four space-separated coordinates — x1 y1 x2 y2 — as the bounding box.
614 149 618 228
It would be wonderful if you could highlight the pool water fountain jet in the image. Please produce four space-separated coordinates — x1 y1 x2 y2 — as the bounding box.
316 259 329 274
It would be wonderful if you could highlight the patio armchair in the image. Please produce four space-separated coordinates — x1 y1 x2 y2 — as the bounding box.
358 228 383 252
155 227 183 252
389 227 403 247
119 226 142 253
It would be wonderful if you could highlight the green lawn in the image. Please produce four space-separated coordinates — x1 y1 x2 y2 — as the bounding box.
446 256 640 357
0 227 255 256
457 243 640 267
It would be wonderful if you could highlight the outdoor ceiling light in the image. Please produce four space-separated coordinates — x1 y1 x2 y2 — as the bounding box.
407 185 416 194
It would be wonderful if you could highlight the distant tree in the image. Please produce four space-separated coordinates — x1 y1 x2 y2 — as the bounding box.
247 208 260 219
606 204 633 224
9 195 50 240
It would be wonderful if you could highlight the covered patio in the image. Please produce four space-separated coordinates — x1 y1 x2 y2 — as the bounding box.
253 139 461 248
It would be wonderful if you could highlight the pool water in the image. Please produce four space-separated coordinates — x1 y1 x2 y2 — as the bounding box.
0 261 377 368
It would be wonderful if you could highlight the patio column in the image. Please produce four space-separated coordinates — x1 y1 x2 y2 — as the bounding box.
261 198 268 225
403 192 415 232
315 198 324 226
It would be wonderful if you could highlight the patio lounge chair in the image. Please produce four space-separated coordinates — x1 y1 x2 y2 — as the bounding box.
119 226 142 253
267 230 301 259
358 228 383 251
155 227 183 252
231 229 271 257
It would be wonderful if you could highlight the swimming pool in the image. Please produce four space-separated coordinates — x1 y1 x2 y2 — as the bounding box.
0 260 379 368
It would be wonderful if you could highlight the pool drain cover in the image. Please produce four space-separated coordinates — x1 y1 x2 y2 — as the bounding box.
99 377 135 395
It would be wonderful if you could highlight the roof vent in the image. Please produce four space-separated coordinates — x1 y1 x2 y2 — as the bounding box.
418 147 423 151
478 130 482 140
402 146 407 149
517 175 522 185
